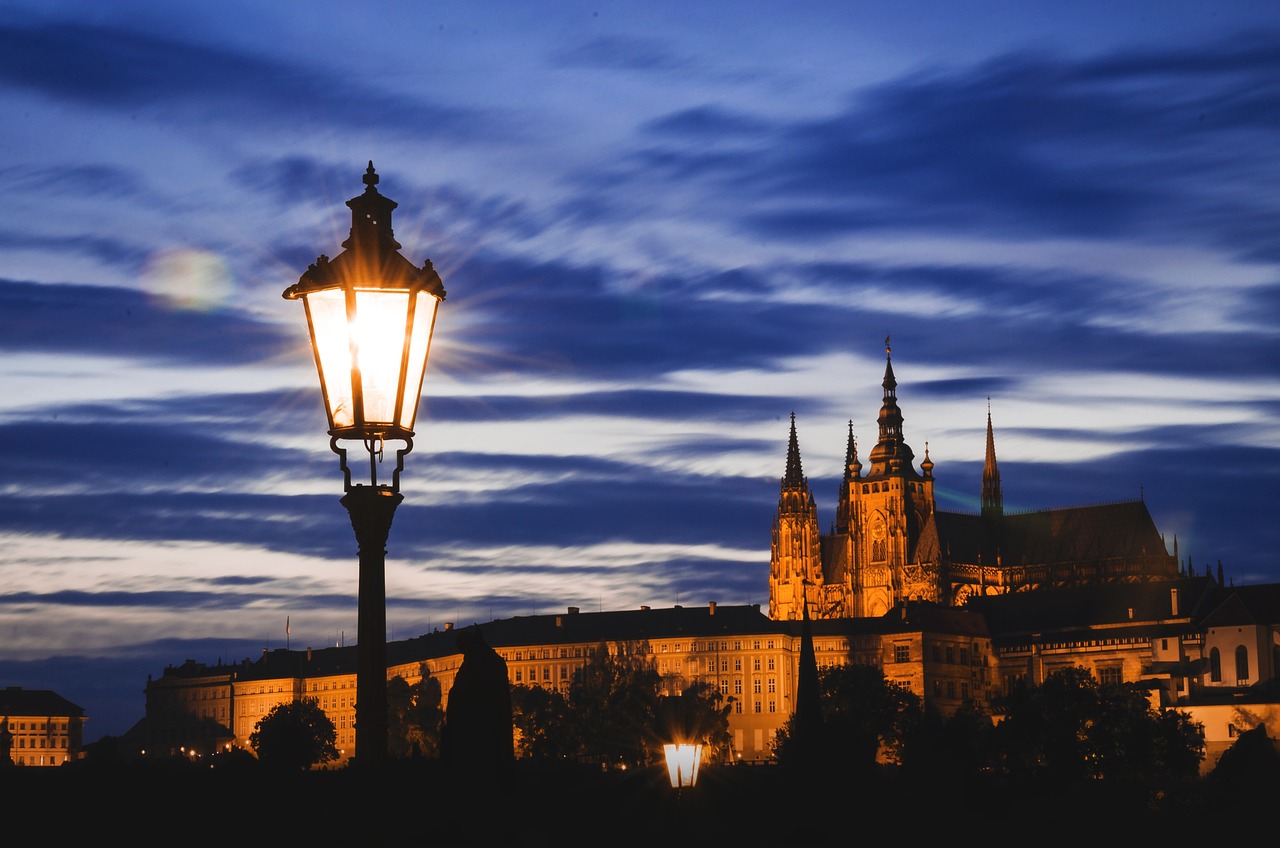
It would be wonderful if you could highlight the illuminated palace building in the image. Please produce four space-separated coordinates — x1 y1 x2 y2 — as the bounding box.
143 348 1280 770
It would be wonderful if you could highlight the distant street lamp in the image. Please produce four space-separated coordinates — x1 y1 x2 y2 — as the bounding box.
283 162 446 768
663 742 703 789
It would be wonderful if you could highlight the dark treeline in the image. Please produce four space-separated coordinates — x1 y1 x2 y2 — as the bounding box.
7 657 1280 842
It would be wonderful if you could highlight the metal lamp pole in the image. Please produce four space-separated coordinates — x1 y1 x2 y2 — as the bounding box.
284 162 446 768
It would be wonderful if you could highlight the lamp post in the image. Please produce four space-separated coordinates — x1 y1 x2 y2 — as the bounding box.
283 162 446 768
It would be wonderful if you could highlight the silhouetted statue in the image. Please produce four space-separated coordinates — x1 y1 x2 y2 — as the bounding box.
0 718 12 768
440 626 514 788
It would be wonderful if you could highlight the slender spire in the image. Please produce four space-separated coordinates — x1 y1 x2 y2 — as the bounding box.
981 399 1003 518
844 420 862 480
790 586 825 769
784 412 805 486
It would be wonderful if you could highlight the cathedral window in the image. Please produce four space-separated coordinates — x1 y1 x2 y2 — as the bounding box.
1235 646 1250 683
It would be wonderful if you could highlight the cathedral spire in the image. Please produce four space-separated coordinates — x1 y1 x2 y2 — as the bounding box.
784 411 805 486
867 337 915 475
981 399 1003 518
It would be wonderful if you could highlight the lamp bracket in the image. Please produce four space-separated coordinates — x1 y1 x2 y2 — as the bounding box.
331 435 413 493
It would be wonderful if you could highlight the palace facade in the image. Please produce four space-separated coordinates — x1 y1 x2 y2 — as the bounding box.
770 343 1179 622
143 575 1280 773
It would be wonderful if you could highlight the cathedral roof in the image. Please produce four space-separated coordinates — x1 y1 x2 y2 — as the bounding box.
924 500 1173 567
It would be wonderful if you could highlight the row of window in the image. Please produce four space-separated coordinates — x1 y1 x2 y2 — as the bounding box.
8 737 69 749
2 721 69 732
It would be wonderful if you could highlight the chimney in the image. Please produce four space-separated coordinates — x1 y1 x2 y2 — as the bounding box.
709 601 717 615
568 606 580 615
444 622 454 631
640 605 650 611
1127 608 1134 620
555 616 563 628
306 647 312 662
1170 587 1179 616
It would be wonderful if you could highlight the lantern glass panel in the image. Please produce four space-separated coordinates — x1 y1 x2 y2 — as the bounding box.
306 288 355 430
663 743 702 788
352 288 410 427
399 292 440 430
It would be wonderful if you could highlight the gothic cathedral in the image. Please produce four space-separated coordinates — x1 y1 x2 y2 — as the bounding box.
769 342 1178 621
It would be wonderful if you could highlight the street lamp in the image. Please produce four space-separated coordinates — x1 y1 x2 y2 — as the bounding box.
283 162 446 768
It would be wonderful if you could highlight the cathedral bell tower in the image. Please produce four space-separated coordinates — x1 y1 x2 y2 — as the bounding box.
833 339 936 617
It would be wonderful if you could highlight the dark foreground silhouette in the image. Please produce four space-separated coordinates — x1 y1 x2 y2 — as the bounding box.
1 752 1269 844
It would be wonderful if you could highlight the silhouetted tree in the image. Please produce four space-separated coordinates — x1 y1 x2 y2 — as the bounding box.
387 665 444 759
510 683 576 761
994 666 1204 785
1208 722 1280 787
569 640 660 768
249 697 338 771
654 680 732 763
773 663 921 777
899 700 997 781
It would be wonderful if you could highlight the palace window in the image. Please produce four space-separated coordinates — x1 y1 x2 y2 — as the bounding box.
893 644 909 663
1236 646 1250 684
1210 648 1222 682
